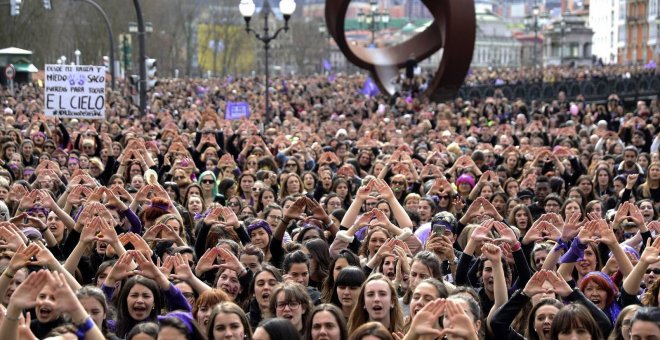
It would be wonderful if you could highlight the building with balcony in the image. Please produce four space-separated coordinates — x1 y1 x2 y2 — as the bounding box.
618 0 659 64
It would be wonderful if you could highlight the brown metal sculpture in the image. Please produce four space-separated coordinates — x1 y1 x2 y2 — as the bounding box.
325 0 476 101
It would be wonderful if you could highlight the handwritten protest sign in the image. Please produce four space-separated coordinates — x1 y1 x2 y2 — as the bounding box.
44 64 106 119
225 101 250 120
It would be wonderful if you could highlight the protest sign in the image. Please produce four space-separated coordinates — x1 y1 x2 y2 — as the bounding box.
44 64 106 119
225 101 250 120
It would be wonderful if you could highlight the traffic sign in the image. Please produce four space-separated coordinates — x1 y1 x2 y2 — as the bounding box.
4 64 15 80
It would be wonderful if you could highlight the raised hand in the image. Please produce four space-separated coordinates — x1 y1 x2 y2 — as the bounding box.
131 250 169 289
405 299 445 339
195 247 221 276
373 178 396 201
126 232 153 257
103 187 128 210
577 220 599 244
471 219 494 243
440 299 479 339
628 204 645 226
0 223 27 252
96 217 120 246
481 199 503 221
522 220 546 245
305 197 331 224
594 219 617 246
355 212 374 228
355 181 374 202
373 239 396 260
220 207 240 228
372 208 392 227
461 198 484 224
284 196 306 221
647 221 660 234
169 253 195 282
31 241 58 267
540 221 562 241
204 207 223 224
561 211 581 242
481 242 502 261
493 222 518 245
217 248 245 275
523 270 548 297
7 244 40 275
613 202 630 227
79 219 99 245
545 270 573 297
639 237 660 265
8 270 50 310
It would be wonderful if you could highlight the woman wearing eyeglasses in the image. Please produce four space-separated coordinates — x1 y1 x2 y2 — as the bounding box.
268 282 313 338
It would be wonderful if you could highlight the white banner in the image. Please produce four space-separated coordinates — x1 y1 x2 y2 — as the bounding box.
44 64 106 119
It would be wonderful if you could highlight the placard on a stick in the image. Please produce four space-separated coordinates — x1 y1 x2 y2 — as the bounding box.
225 101 250 120
44 64 106 119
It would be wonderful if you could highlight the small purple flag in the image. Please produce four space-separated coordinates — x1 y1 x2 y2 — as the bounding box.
361 76 379 97
322 59 332 71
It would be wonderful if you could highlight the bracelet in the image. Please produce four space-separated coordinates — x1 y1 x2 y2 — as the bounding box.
75 316 94 340
510 242 522 252
4 313 20 321
3 270 15 279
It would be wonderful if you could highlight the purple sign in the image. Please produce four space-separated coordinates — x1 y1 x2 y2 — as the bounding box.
225 101 250 120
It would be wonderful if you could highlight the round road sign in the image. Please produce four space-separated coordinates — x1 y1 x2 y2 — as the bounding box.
4 64 15 80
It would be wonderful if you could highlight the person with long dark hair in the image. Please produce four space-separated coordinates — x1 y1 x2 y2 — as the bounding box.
254 318 301 340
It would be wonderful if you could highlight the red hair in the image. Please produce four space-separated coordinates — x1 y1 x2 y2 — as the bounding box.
140 197 171 225
578 273 618 307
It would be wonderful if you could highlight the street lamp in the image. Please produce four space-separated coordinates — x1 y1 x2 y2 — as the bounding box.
532 6 539 67
61 55 67 64
357 0 389 46
239 0 296 126
74 49 81 65
128 0 151 115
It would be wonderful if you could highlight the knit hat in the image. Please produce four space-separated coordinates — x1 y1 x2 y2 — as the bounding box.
247 220 272 235
157 311 195 333
431 211 458 234
456 174 475 189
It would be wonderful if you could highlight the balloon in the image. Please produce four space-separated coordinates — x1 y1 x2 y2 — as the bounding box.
570 104 579 116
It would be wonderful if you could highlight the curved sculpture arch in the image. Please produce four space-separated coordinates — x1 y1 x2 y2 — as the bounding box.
325 0 476 101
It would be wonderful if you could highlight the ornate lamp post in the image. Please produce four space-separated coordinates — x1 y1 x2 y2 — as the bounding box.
239 0 296 126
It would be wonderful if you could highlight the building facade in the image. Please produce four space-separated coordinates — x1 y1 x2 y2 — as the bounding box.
471 6 523 67
543 14 595 66
589 0 619 63
618 0 659 63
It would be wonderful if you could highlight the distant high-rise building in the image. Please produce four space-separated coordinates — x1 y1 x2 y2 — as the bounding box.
589 0 619 63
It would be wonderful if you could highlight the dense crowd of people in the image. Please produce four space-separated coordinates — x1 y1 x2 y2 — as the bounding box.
0 67 658 340
463 64 659 86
